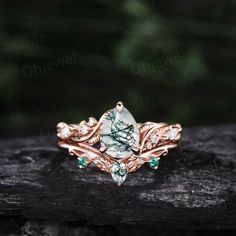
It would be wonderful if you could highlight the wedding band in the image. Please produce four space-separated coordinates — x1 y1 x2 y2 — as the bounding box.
57 101 182 185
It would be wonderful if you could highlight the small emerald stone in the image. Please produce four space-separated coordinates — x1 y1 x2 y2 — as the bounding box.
149 157 159 169
77 157 87 168
118 168 127 177
111 162 128 186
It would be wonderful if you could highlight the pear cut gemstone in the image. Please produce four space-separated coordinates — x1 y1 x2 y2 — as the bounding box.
111 162 128 186
100 106 140 159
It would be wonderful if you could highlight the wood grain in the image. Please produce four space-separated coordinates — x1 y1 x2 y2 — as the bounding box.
0 125 235 230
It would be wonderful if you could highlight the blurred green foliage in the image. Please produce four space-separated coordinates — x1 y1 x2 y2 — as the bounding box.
0 0 235 134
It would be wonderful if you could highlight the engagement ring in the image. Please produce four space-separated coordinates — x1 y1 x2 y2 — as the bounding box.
57 102 182 185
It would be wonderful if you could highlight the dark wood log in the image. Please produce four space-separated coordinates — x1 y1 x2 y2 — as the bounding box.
0 125 235 230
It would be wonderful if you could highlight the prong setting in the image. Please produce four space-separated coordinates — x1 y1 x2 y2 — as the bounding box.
57 102 182 185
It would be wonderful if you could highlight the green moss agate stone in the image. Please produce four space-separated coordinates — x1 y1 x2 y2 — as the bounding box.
100 106 140 159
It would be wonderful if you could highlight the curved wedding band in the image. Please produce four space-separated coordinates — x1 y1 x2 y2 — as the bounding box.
57 101 182 185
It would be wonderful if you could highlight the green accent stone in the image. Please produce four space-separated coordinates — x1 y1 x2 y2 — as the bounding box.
118 168 127 177
111 162 128 185
77 157 87 168
149 157 159 169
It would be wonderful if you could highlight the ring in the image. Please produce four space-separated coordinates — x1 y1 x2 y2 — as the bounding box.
57 101 182 185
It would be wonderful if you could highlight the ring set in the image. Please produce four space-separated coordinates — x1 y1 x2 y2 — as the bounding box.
57 102 182 185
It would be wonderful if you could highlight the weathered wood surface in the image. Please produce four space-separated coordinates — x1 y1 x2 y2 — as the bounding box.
0 125 235 230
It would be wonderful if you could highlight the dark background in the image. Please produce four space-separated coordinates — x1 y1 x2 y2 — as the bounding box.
0 0 235 235
0 0 235 136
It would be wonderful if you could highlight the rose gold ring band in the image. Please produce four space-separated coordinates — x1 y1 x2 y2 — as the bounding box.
57 101 182 185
